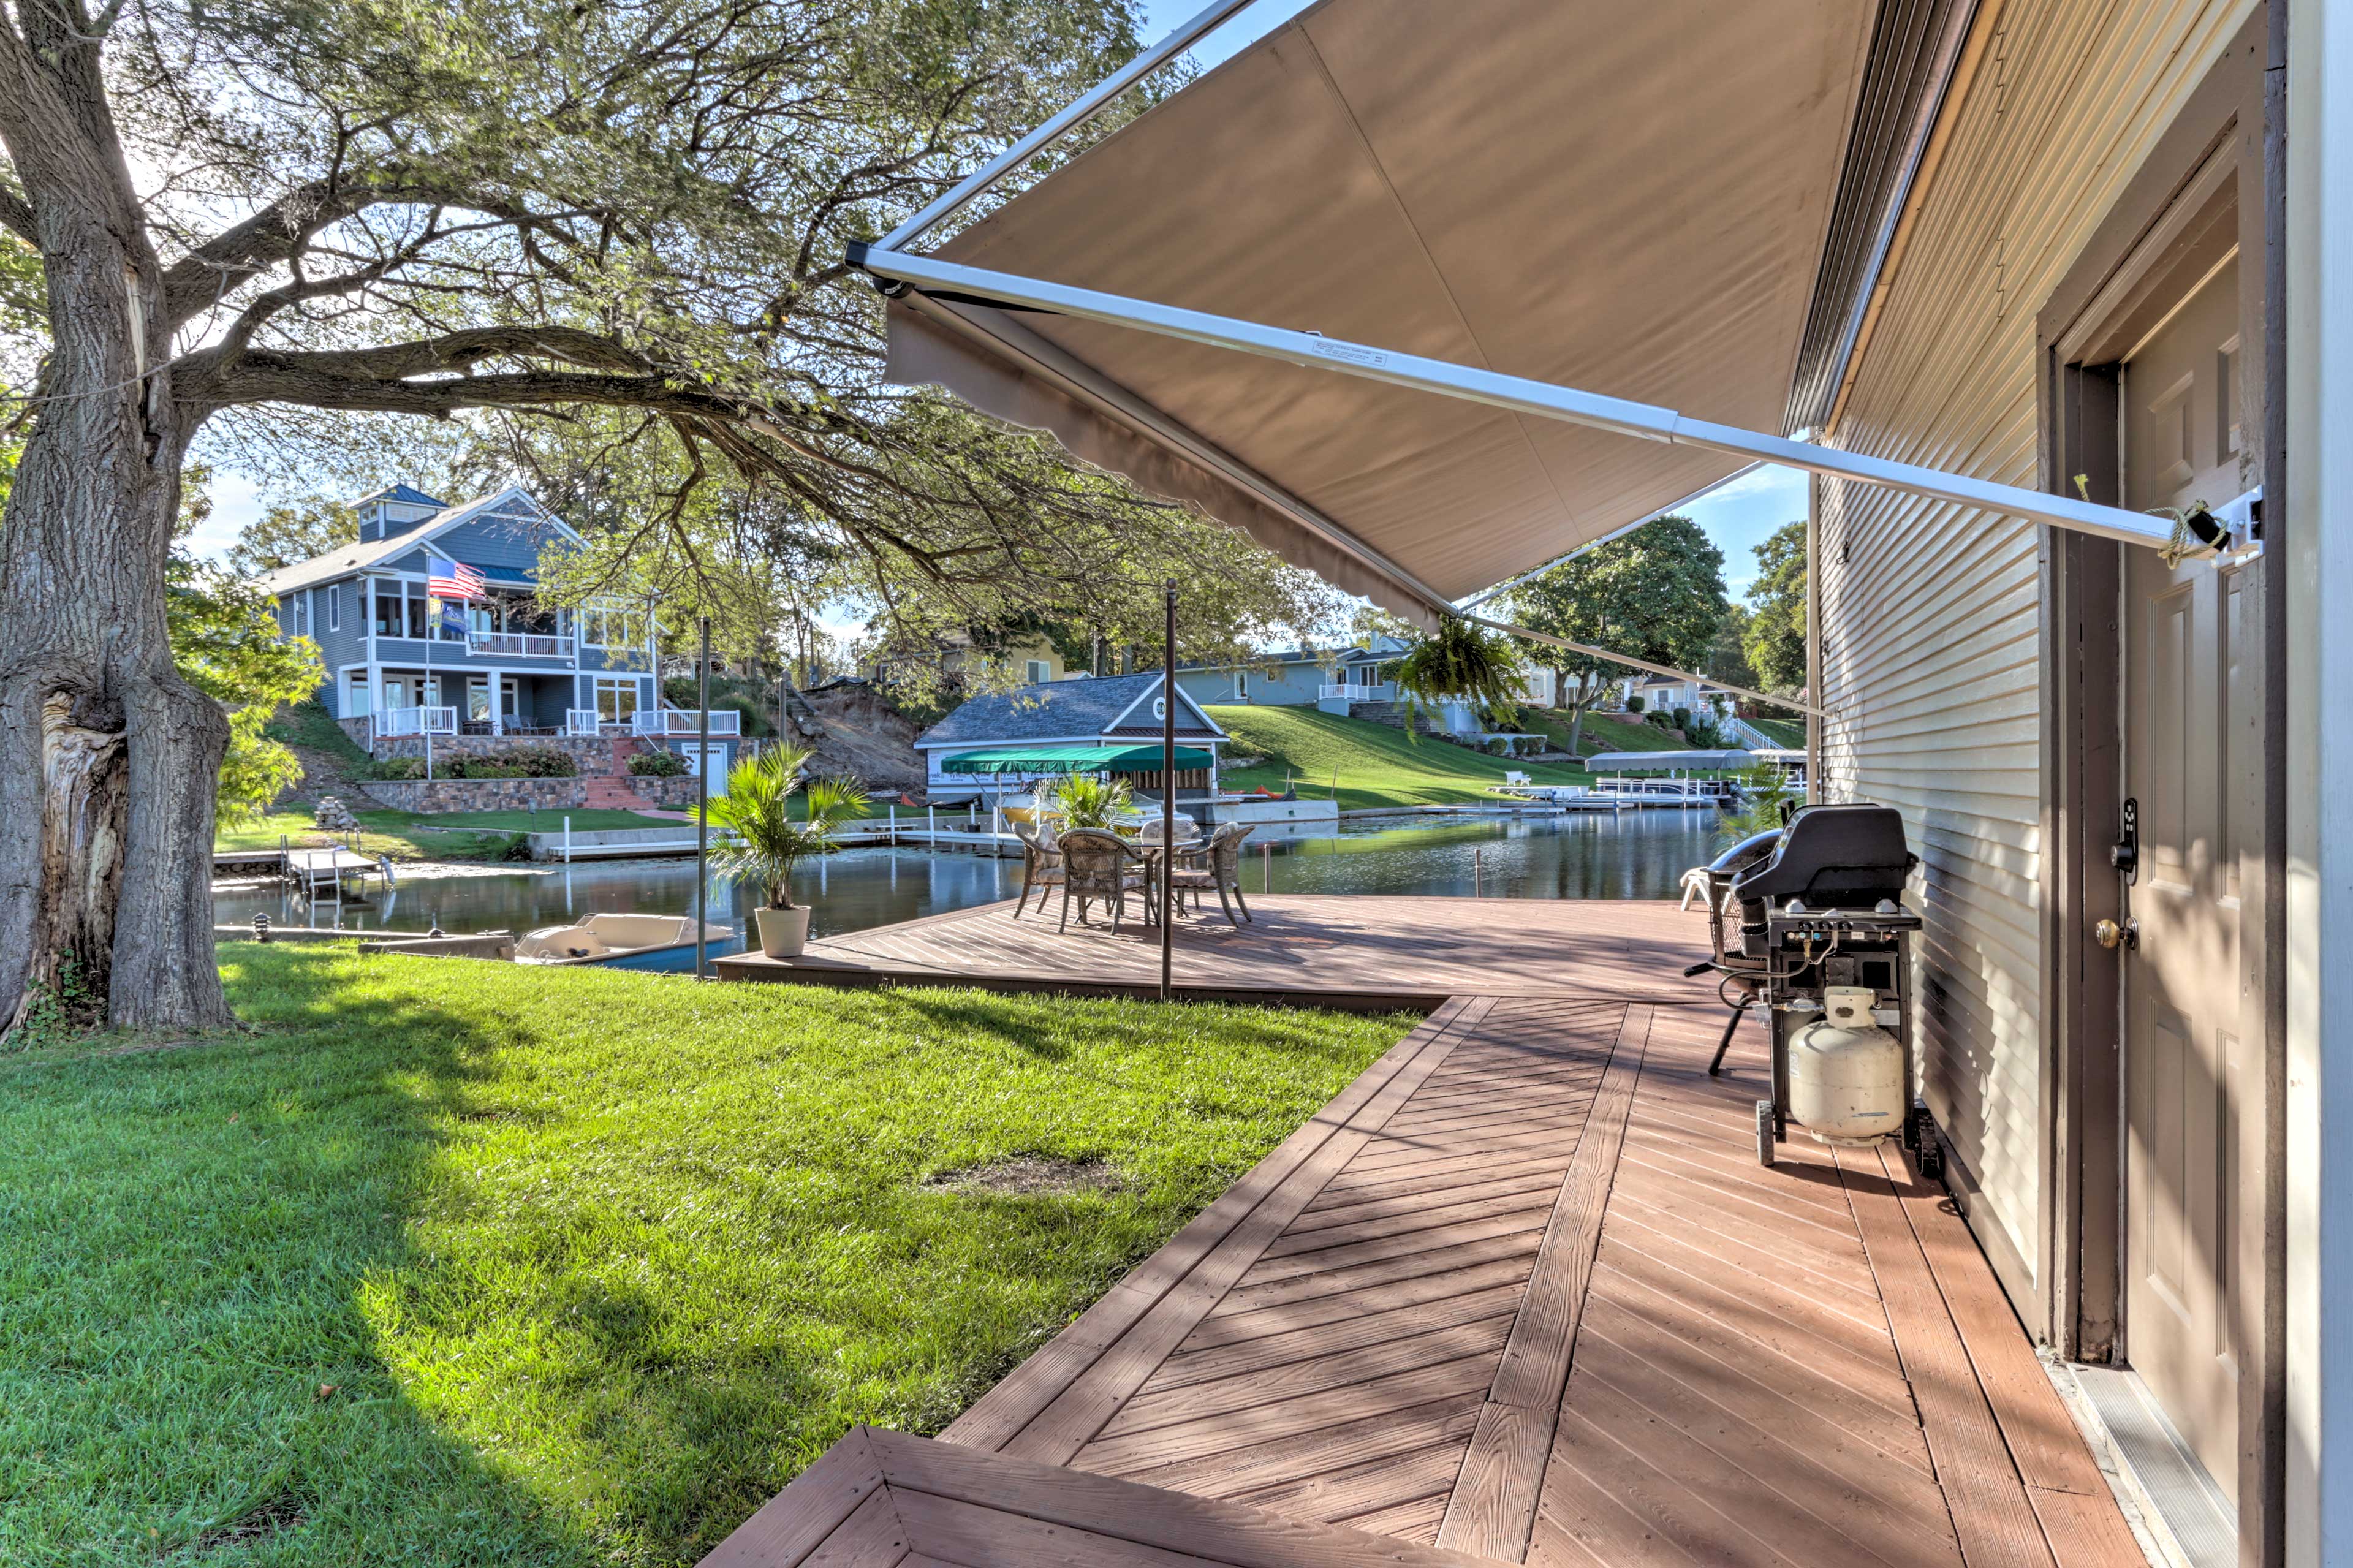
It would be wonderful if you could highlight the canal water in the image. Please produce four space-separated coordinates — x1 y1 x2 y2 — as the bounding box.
214 810 1726 964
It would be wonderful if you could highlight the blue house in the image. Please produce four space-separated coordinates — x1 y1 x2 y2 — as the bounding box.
252 483 731 749
1172 637 1406 713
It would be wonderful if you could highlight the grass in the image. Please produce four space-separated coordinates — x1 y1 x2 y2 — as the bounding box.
1742 715 1807 748
262 700 381 777
1207 705 1594 811
0 947 1411 1567
218 808 684 863
1518 710 1696 756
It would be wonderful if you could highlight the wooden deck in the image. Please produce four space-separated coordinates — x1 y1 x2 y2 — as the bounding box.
703 898 2147 1568
713 895 1710 1009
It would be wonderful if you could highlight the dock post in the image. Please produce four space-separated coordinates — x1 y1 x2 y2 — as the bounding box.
563 816 572 863
889 803 896 843
928 803 936 843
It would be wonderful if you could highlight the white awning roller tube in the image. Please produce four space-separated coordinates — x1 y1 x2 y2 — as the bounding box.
849 243 2232 559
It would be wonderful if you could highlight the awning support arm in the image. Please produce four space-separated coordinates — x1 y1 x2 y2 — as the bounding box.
1466 615 1824 719
880 0 1266 251
847 243 2216 553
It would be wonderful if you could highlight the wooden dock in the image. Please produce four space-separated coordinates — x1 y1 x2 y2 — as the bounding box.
703 896 2145 1568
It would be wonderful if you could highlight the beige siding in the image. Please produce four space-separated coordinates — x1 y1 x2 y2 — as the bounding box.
1817 0 2256 1293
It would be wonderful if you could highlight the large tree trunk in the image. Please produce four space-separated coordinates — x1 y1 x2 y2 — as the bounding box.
0 24 233 1035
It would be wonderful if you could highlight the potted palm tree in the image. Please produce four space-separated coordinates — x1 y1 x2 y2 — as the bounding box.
702 743 869 958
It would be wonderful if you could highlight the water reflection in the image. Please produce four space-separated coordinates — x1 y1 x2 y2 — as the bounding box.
214 811 1723 960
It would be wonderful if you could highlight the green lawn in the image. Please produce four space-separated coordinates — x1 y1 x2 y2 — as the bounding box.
1742 715 1807 748
0 947 1409 1566
1207 705 1594 811
218 809 685 863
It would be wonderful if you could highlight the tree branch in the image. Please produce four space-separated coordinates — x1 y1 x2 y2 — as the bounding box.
0 183 32 244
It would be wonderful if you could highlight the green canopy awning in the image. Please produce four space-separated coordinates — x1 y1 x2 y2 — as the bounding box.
939 743 1216 775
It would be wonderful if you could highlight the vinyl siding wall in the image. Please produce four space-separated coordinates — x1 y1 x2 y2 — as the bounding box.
1816 0 2254 1297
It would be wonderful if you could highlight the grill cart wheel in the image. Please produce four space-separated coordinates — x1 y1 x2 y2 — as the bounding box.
1917 1127 1945 1184
1756 1099 1777 1168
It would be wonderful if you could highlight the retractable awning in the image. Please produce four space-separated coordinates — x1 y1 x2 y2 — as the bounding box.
940 744 1216 775
860 0 2222 641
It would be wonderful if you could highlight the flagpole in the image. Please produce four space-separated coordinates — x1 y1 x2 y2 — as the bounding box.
425 593 436 782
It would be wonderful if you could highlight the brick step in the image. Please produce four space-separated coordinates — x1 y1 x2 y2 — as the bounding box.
580 778 652 809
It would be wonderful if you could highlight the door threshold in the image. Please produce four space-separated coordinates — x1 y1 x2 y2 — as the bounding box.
2048 1358 2236 1568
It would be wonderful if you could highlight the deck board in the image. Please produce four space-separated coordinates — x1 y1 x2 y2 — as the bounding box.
705 896 2146 1568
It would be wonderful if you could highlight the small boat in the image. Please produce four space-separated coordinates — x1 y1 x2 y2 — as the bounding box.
514 912 737 967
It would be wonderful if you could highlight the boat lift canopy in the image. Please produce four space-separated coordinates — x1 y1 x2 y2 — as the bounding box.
851 0 2248 713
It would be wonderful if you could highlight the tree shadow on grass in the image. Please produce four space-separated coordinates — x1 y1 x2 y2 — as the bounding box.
0 950 600 1567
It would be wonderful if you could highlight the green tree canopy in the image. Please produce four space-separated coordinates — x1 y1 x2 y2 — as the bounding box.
1506 515 1728 751
224 499 359 577
1743 519 1808 693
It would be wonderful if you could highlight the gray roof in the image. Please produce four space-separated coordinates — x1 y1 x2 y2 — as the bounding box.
249 486 570 597
916 672 1226 748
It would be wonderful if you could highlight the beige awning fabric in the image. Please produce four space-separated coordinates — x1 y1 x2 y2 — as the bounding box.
882 0 1874 622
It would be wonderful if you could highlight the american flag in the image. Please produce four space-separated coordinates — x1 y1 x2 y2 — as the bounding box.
426 554 487 601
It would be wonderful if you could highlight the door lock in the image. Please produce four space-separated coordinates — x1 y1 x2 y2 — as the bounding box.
2112 797 2140 882
2094 917 2139 951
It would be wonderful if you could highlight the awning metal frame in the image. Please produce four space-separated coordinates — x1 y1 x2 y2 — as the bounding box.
851 243 2229 557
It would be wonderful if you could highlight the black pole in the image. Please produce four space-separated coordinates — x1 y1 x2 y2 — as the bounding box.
1161 581 1175 1001
695 614 711 981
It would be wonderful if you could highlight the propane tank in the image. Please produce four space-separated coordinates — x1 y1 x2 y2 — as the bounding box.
1788 986 1903 1145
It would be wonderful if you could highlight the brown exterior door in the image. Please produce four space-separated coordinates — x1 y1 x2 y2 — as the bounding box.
2118 251 2249 1496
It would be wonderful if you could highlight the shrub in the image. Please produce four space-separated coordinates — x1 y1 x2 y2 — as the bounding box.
1645 709 1675 729
629 749 691 778
374 756 426 780
496 746 577 778
1671 706 1692 732
1625 695 1645 713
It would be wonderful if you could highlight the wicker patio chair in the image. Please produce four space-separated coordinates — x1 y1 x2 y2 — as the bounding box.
1169 820 1256 925
1055 827 1153 933
1011 820 1064 918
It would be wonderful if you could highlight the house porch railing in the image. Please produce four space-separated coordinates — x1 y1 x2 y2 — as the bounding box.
1319 681 1392 701
632 708 743 738
469 631 575 659
378 706 458 738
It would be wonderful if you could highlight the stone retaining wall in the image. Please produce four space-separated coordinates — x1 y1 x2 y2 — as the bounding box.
366 733 623 770
356 775 700 814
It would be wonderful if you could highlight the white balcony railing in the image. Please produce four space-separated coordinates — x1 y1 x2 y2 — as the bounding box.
632 708 743 738
379 706 458 738
565 708 605 736
1320 682 1389 701
469 631 575 659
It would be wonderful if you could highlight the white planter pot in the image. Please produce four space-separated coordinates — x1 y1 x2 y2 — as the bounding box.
755 904 812 958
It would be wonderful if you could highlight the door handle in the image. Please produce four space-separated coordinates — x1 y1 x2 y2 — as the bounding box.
2094 917 2139 951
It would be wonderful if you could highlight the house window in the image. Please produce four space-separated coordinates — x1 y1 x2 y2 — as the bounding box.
328 585 340 632
1025 659 1051 684
373 582 403 638
594 676 640 722
344 669 369 717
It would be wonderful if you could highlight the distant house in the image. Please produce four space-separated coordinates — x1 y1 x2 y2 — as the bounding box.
1173 636 1404 711
252 483 737 773
915 672 1227 804
1178 635 1555 718
1619 673 1725 714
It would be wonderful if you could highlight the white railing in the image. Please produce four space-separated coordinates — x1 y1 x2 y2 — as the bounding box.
565 709 605 736
632 708 743 737
469 631 575 659
1319 682 1388 701
379 706 458 738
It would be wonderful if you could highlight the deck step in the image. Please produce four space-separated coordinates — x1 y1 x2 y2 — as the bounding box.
699 1425 1510 1567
